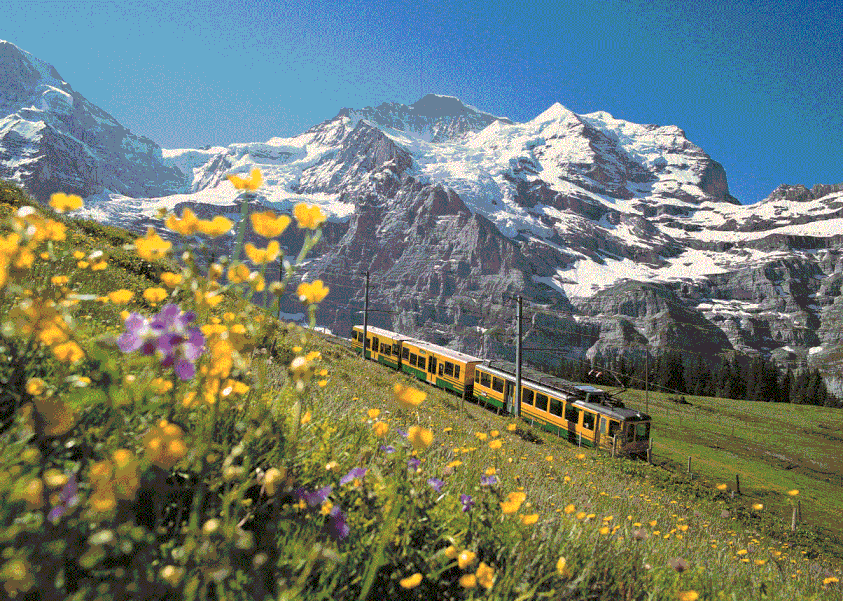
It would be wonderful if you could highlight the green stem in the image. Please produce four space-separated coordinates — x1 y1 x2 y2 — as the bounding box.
230 193 252 264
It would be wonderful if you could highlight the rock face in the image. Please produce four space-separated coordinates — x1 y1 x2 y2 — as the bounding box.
4 41 843 392
0 40 186 202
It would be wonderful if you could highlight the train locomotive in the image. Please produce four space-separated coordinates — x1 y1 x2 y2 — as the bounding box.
350 325 652 458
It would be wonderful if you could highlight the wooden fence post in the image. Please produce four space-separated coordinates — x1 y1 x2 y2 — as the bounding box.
687 456 692 474
791 506 798 532
735 474 741 495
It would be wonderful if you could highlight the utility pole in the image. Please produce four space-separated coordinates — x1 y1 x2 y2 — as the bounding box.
645 345 649 414
362 271 369 360
515 295 522 417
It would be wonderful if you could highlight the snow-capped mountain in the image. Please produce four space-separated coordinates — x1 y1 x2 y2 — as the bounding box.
3 41 843 389
0 40 185 201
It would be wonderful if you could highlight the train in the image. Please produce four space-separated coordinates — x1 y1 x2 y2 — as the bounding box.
350 325 652 458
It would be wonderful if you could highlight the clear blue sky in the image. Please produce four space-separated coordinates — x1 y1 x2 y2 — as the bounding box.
3 0 841 204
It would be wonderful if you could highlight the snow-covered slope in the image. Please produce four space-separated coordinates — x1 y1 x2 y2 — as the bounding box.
0 40 185 201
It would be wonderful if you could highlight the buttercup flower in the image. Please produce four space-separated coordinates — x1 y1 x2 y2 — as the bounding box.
165 208 200 236
297 280 329 304
49 192 83 213
393 383 426 410
134 228 172 261
475 562 495 590
294 202 326 229
245 241 281 264
227 168 262 191
196 216 233 237
251 210 291 237
407 426 433 450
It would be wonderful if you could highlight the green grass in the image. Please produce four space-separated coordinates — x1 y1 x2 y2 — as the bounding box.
2 178 843 600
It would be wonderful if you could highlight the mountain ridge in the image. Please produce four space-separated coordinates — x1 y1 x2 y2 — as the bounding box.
2 40 843 392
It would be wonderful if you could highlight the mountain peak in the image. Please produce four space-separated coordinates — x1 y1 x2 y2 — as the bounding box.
532 102 579 123
410 94 471 117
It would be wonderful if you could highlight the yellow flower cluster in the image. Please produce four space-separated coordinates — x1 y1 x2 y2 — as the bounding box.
500 491 527 514
226 168 263 191
9 298 83 363
48 192 83 213
245 241 280 264
165 207 234 238
0 207 66 288
143 420 187 470
443 547 495 591
135 228 172 261
89 449 141 512
407 425 434 450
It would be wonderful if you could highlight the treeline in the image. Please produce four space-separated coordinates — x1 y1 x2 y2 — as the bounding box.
545 351 840 408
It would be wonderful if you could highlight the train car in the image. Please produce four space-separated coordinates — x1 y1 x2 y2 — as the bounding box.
350 325 407 369
473 361 651 458
400 337 482 396
351 326 481 396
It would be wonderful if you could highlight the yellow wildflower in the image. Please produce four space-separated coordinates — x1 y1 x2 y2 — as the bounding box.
50 275 69 286
297 280 329 304
489 439 503 450
506 423 516 431
475 432 488 441
52 341 84 363
372 421 389 437
143 287 168 303
263 467 286 496
500 492 526 514
226 168 262 191
251 210 291 237
786 489 799 497
444 545 458 559
25 378 46 396
564 503 576 514
393 383 426 409
475 562 495 590
228 263 251 283
91 259 107 271
678 592 699 601
367 408 381 419
144 420 187 470
520 513 539 525
245 241 281 264
108 289 134 304
458 550 477 569
196 216 233 237
135 228 172 261
556 556 571 578
752 503 764 510
294 202 326 229
407 425 433 450
399 573 422 589
459 574 477 588
160 272 182 287
166 208 200 236
716 483 728 491
49 192 83 213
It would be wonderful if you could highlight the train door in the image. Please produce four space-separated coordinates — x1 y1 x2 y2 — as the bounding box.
427 355 437 385
594 416 601 448
504 381 514 414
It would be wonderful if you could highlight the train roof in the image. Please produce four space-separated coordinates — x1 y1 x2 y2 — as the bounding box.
482 360 604 397
353 325 409 340
574 400 651 422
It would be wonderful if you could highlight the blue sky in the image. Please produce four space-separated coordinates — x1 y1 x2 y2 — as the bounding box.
3 0 841 203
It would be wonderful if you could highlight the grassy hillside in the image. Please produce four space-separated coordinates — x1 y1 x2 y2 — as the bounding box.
1 178 841 600
614 387 843 559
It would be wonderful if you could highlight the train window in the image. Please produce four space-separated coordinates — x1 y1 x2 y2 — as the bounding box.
402 348 409 360
352 331 358 341
372 337 379 351
582 412 595 430
480 372 491 388
535 393 548 412
549 397 563 417
409 353 418 366
454 364 460 379
444 362 454 377
565 404 579 423
365 337 370 349
418 356 427 370
438 363 444 376
522 388 534 406
393 343 399 356
625 423 634 442
636 422 650 441
379 343 387 354
492 377 504 393
608 421 619 438
475 371 480 383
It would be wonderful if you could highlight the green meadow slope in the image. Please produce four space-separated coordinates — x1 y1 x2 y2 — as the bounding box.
0 179 841 600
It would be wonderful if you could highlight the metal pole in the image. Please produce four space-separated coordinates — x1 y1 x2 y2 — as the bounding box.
362 271 369 360
645 347 649 414
515 295 522 418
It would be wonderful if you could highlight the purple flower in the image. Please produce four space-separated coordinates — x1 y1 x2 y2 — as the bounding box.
427 477 444 492
339 467 367 486
118 304 205 380
396 428 408 438
407 458 421 472
326 506 349 541
47 474 79 522
460 494 474 513
380 445 396 454
480 475 498 486
295 485 332 507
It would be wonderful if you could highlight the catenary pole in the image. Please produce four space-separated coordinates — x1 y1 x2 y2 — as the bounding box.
515 295 522 417
362 271 369 360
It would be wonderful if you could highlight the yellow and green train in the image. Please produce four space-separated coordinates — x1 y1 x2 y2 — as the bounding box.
351 325 652 458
